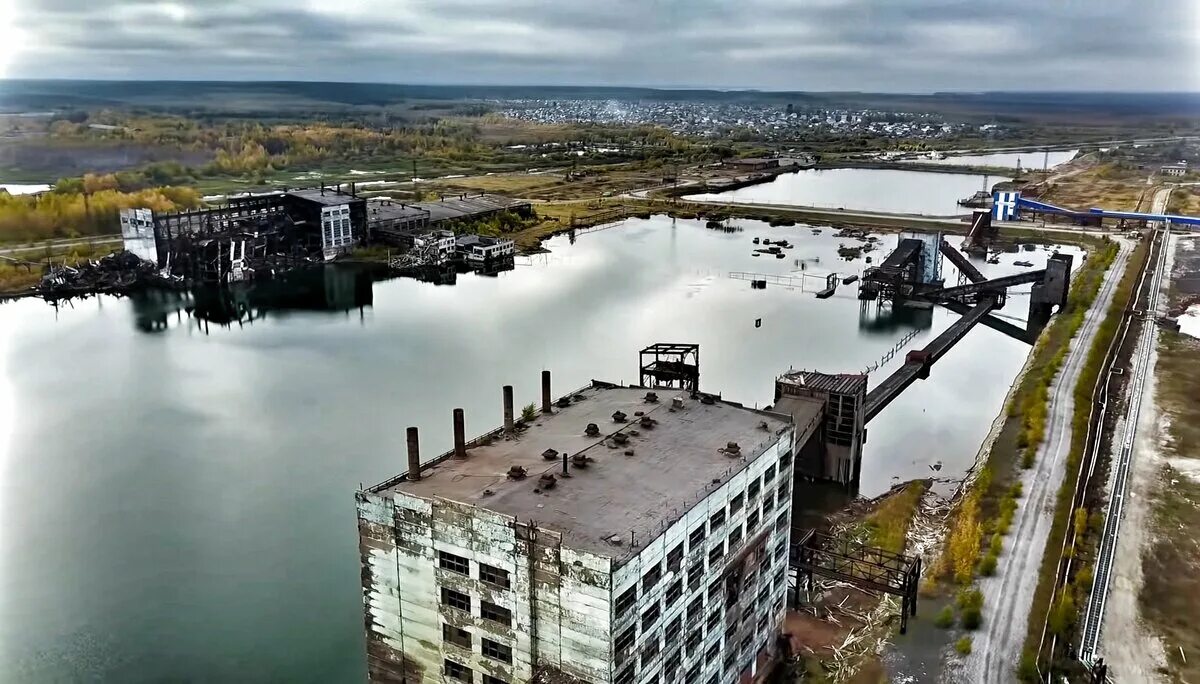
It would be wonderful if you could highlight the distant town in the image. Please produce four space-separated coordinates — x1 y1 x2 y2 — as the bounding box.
496 99 1008 142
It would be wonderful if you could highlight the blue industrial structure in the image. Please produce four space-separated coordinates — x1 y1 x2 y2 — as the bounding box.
992 190 1200 227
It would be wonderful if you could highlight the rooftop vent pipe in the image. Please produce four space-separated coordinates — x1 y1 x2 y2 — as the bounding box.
542 371 552 413
453 408 467 459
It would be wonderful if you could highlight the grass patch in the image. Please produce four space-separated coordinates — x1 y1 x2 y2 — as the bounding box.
863 480 928 555
955 636 974 655
935 605 955 629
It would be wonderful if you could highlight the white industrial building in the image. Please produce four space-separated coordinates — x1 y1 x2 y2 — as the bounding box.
357 381 796 684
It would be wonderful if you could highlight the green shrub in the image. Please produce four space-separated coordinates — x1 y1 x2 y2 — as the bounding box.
520 402 538 423
980 553 998 576
1010 481 1024 498
935 605 955 628
958 588 984 630
1016 651 1040 682
955 636 973 655
990 533 1004 556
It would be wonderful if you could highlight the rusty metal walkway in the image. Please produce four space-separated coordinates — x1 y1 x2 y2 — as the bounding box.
790 529 923 633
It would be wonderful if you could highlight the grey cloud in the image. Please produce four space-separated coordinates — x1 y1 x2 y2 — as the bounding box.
8 0 1199 91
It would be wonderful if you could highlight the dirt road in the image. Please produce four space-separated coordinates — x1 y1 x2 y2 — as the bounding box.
961 238 1131 682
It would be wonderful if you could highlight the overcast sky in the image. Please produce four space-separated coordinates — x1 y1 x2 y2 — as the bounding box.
4 0 1198 91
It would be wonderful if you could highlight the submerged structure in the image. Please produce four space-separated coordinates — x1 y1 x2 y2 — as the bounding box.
121 187 532 285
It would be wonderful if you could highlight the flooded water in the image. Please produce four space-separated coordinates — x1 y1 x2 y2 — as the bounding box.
0 216 1078 682
913 149 1079 170
684 168 1009 216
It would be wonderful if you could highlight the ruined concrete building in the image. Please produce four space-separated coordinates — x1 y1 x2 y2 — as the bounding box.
357 370 797 684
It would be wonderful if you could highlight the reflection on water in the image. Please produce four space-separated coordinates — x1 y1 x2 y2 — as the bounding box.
129 266 377 332
684 167 1011 216
0 215 1081 683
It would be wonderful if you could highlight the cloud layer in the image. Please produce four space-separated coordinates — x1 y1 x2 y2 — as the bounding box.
9 0 1200 91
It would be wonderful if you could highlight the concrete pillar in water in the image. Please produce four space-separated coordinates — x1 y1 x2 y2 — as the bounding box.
541 370 552 413
503 385 515 433
453 408 467 459
406 427 421 481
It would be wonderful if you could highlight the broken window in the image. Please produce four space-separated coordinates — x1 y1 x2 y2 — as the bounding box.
641 601 660 630
667 543 684 572
615 625 637 665
444 658 472 683
762 494 775 514
689 523 707 549
640 635 660 666
642 563 662 591
706 609 720 631
441 587 471 613
438 550 470 576
708 542 724 566
614 663 635 684
780 450 793 469
478 562 510 589
442 624 471 649
728 524 743 551
615 585 638 619
480 600 511 627
746 510 760 532
664 615 682 644
775 511 789 532
763 464 776 484
664 649 682 678
482 638 513 665
729 492 744 513
686 664 702 682
483 676 509 684
665 579 683 608
685 626 703 654
688 562 705 592
747 478 761 500
709 508 726 531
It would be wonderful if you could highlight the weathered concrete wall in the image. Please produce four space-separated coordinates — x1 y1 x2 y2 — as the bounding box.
358 490 614 684
610 430 795 684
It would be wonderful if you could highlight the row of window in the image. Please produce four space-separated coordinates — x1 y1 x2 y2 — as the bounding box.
443 659 508 684
440 587 512 627
615 562 787 681
438 550 512 589
624 492 792 619
441 624 513 664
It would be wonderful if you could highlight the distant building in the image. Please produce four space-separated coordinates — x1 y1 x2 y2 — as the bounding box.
455 235 515 263
366 198 432 243
284 187 368 258
724 158 779 172
119 207 157 263
1162 162 1189 177
357 380 796 684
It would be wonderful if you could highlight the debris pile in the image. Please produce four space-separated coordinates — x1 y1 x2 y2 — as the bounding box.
37 250 159 299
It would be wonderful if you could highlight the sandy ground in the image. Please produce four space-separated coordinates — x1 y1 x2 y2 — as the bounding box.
960 240 1131 683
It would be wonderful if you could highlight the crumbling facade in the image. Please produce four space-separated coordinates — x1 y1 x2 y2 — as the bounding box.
357 379 795 684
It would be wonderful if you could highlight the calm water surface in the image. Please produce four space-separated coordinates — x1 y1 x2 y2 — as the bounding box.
684 168 1010 216
913 149 1079 170
0 216 1078 682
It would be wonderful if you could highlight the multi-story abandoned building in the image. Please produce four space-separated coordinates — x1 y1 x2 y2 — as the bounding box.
357 364 797 684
